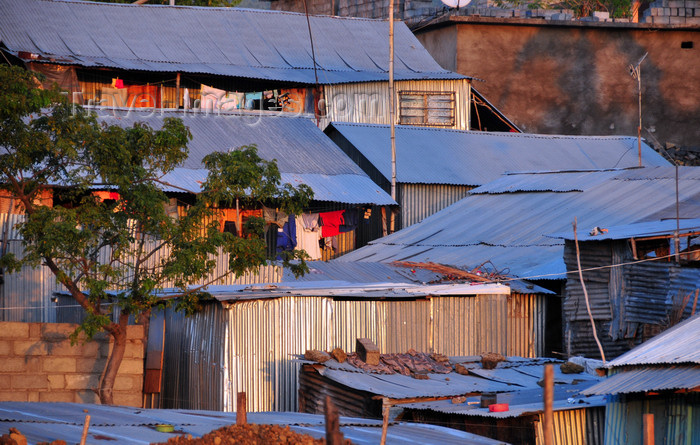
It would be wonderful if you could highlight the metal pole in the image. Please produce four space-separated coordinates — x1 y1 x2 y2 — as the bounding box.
675 164 680 262
637 69 642 167
389 0 396 233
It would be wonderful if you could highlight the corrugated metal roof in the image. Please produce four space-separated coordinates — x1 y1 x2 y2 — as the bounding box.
284 260 444 283
94 108 395 205
281 261 555 294
327 123 669 185
0 402 505 445
337 167 700 280
549 217 700 242
581 366 700 395
403 386 605 419
177 280 511 301
307 356 603 410
604 313 700 367
0 0 465 84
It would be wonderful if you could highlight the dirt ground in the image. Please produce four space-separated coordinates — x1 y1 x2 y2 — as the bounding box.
153 423 353 445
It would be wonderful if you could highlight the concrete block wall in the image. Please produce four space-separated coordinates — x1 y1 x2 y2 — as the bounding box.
0 322 145 407
643 0 700 23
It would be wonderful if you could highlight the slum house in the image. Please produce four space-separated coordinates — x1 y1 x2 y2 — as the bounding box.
412 13 700 159
336 166 700 357
153 280 524 412
0 401 506 445
325 122 669 229
298 353 605 445
0 110 395 323
550 218 700 361
0 0 497 134
582 313 700 445
282 260 556 359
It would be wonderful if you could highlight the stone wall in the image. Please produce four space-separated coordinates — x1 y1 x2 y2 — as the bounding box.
0 322 145 406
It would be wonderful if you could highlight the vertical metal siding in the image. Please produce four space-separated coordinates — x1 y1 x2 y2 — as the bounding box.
225 297 333 412
324 79 471 130
162 291 543 412
432 294 508 356
160 303 226 410
508 293 546 358
399 184 473 229
536 407 604 445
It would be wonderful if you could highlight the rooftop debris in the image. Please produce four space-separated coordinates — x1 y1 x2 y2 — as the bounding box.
391 261 511 283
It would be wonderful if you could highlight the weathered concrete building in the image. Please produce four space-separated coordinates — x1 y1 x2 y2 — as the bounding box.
414 16 700 154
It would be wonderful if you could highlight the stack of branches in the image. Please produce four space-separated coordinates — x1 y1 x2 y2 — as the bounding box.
391 260 510 283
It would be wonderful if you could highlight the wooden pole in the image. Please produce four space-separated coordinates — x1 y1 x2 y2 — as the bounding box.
692 289 699 316
380 398 390 445
324 396 345 445
574 217 606 363
79 415 91 445
643 413 655 445
175 72 181 109
237 392 247 425
543 365 553 445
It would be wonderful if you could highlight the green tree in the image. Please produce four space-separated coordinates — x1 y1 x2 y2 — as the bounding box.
0 65 312 405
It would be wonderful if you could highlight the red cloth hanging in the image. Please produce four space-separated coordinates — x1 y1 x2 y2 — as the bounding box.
320 210 345 237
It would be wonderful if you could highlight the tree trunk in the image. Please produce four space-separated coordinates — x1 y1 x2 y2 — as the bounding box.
99 312 129 405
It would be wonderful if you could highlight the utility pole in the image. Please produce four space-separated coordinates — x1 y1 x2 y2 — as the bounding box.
629 52 648 167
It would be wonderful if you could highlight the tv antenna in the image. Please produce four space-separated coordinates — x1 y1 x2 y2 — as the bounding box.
628 52 648 167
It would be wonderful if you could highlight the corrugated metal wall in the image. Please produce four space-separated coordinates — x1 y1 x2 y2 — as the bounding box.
161 291 546 412
535 406 605 445
399 183 473 229
508 293 546 358
323 79 471 130
604 393 700 445
160 304 227 410
564 238 700 360
0 213 283 323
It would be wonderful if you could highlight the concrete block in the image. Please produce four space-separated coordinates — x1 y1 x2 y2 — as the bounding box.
65 374 100 390
0 375 11 390
40 323 73 341
114 375 137 391
29 324 41 339
75 390 100 404
0 323 29 339
668 0 685 7
0 340 12 356
686 15 700 22
42 357 76 373
25 357 41 373
356 338 380 365
670 15 687 21
653 14 671 22
125 343 145 359
81 341 100 358
14 340 47 356
0 358 26 373
12 375 48 390
47 375 66 390
39 391 75 403
118 358 145 375
591 10 610 18
113 392 143 408
0 391 28 402
76 358 105 373
46 340 82 356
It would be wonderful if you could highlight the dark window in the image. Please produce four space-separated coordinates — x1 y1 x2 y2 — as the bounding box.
681 41 693 49
398 91 455 126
